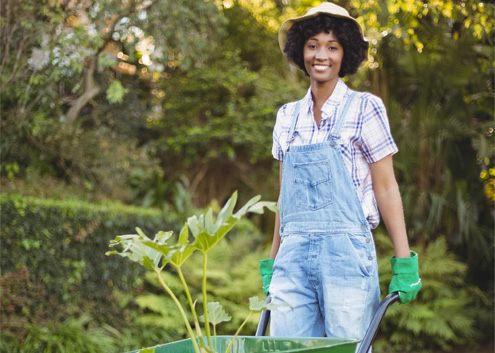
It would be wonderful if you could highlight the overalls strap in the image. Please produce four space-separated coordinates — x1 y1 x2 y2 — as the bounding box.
286 92 358 151
329 91 358 140
286 101 301 151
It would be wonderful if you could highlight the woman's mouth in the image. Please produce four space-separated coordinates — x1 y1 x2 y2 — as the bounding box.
313 65 329 71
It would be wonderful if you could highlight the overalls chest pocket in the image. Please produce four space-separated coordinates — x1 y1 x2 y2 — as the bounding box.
293 158 333 210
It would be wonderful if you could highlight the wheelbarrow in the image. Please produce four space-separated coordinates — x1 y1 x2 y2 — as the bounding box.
129 292 400 353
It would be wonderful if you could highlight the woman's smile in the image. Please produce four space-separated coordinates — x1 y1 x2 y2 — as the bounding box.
313 64 330 71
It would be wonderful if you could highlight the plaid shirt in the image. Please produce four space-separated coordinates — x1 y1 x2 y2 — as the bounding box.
272 79 398 229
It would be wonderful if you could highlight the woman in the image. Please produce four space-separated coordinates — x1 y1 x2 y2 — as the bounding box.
259 2 421 341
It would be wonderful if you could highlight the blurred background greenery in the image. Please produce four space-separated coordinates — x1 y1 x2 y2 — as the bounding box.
0 0 493 352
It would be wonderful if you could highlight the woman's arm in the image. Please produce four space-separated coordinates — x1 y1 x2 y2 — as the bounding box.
370 155 410 258
269 161 284 259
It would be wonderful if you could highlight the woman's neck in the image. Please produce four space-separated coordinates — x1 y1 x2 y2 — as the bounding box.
310 79 338 125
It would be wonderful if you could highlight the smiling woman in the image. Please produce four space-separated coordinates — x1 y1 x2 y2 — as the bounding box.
259 2 422 346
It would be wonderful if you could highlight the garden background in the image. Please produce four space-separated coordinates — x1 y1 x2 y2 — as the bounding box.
1 0 493 352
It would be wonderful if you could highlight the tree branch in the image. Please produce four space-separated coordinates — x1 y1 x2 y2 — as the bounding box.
64 58 101 124
64 0 160 124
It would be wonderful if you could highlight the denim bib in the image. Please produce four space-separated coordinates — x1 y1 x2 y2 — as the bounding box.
280 92 369 235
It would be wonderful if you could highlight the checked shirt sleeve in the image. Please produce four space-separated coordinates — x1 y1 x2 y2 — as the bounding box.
359 94 398 164
272 104 288 161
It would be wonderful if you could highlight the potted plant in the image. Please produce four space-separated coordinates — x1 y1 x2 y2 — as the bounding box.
107 192 359 353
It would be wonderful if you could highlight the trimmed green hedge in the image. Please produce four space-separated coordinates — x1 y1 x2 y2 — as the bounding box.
0 193 180 328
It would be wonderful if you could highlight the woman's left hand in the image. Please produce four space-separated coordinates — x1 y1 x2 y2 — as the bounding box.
388 251 422 303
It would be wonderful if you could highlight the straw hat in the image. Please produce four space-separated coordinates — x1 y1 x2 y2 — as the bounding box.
278 2 366 52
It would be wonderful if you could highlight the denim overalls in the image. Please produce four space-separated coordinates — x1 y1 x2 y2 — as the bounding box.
270 92 380 341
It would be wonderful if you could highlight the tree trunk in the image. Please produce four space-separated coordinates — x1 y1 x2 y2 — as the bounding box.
64 57 100 124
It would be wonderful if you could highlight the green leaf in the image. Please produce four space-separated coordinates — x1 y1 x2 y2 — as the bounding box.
199 302 231 325
98 53 118 68
136 227 148 238
166 224 196 267
106 79 129 104
155 230 174 242
215 191 238 226
205 208 215 234
141 229 175 260
178 223 189 245
187 214 202 237
168 243 196 268
191 229 213 253
248 296 268 311
106 231 164 270
232 194 258 219
138 348 155 353
248 296 293 312
246 201 278 215
190 192 276 253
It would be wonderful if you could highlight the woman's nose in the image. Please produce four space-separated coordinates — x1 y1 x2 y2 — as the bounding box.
315 49 328 60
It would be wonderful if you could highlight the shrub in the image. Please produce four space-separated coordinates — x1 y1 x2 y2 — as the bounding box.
0 193 179 335
374 232 491 352
0 315 118 353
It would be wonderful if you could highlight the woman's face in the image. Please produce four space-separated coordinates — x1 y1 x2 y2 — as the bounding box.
303 30 343 87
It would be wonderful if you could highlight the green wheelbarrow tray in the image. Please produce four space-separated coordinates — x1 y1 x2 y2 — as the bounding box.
129 293 400 353
138 336 359 353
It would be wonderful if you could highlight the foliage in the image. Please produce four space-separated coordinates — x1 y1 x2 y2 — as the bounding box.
106 79 130 104
113 324 178 353
1 0 494 350
134 174 194 215
1 98 162 203
0 315 175 353
0 193 179 334
0 315 118 353
0 267 67 342
374 232 493 352
151 58 306 205
1 0 226 124
135 218 268 336
363 0 495 279
0 0 226 205
222 2 285 73
107 191 280 353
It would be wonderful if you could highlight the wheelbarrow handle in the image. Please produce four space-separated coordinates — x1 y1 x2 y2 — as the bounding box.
356 292 400 353
255 292 401 353
255 296 272 337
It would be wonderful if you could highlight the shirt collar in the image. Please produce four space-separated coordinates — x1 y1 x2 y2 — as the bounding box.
326 79 349 106
302 79 350 120
302 88 313 116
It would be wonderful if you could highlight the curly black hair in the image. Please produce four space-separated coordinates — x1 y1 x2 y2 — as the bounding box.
284 15 369 77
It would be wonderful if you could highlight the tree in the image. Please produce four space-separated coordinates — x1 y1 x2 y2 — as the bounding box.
356 0 494 281
1 0 226 123
1 0 226 199
119 1 307 207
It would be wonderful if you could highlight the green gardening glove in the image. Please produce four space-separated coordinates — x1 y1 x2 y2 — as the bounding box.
259 259 275 296
389 251 422 304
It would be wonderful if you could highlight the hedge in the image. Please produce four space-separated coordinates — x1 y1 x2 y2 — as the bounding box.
0 193 180 330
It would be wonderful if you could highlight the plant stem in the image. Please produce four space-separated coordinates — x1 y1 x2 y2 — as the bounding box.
178 267 204 339
202 252 213 349
155 268 201 353
213 325 218 353
225 312 252 353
